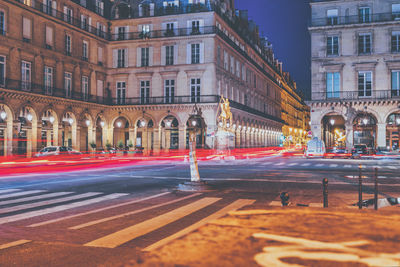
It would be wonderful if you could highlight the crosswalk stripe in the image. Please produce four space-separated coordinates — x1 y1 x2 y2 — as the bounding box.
0 192 73 206
0 190 46 200
275 162 285 166
301 163 310 167
0 193 127 225
316 164 324 167
288 163 298 166
388 166 397 170
0 240 31 250
28 192 171 227
0 192 102 214
143 199 255 252
0 189 21 195
344 165 351 168
84 197 221 248
70 193 201 230
329 164 338 168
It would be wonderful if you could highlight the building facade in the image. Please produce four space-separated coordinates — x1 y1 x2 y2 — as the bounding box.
309 0 400 151
0 0 308 156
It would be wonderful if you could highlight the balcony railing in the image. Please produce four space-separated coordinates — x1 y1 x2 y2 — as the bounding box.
311 90 400 101
311 12 400 27
14 0 108 39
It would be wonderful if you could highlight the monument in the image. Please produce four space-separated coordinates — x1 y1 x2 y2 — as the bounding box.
215 95 235 150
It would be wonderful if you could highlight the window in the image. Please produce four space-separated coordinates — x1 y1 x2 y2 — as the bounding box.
44 66 53 95
327 9 338 25
230 56 234 73
117 26 126 40
190 78 200 103
21 61 31 90
166 45 174 65
224 51 228 70
359 7 371 23
43 0 55 15
64 72 72 98
191 43 200 64
98 46 103 65
63 6 73 24
327 36 339 56
326 72 340 98
116 81 126 105
358 71 372 97
81 15 89 30
140 80 150 104
0 10 5 35
392 71 400 97
191 20 200 34
236 61 240 77
97 22 105 38
118 48 126 68
95 0 104 15
82 41 88 61
141 47 149 67
22 17 31 42
82 76 88 100
165 79 175 103
0 56 5 87
65 34 71 56
45 26 53 49
140 24 150 38
393 4 400 20
165 22 175 36
358 33 371 54
392 32 400 52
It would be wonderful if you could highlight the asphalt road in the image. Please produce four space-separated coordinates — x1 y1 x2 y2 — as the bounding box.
0 155 399 266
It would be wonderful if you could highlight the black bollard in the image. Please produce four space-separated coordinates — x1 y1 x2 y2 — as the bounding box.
358 165 362 210
374 167 378 210
280 192 290 206
323 178 328 208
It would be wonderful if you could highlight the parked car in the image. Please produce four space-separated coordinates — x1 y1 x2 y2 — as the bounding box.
324 147 350 159
35 146 81 157
351 144 368 158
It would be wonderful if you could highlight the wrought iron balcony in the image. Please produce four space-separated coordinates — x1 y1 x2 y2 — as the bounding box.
310 12 400 28
310 90 400 101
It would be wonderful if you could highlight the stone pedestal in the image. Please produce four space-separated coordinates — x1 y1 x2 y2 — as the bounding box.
215 128 235 150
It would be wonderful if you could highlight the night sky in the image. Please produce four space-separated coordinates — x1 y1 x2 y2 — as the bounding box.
235 0 311 99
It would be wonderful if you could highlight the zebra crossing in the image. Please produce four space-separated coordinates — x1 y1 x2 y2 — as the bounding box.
0 188 255 251
259 161 400 170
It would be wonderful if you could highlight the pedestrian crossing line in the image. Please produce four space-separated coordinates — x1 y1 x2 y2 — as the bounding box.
269 201 282 206
84 197 221 248
142 199 255 252
344 165 351 168
28 192 171 228
0 190 46 201
0 240 31 250
0 189 21 195
0 193 127 225
329 164 338 168
288 163 298 166
263 162 272 165
0 192 73 206
274 162 285 166
0 192 102 214
316 164 324 167
301 163 311 167
388 166 397 170
70 193 202 230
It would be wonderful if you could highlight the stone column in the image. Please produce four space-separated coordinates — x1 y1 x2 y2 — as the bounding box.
165 129 171 150
26 128 32 158
235 128 241 148
376 123 386 149
129 127 135 148
178 125 186 150
345 123 353 152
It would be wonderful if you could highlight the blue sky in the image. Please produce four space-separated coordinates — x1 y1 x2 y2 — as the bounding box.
235 0 311 99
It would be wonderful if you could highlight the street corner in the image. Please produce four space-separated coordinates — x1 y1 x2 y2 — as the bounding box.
132 207 400 267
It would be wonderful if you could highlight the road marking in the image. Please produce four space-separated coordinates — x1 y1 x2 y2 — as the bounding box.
0 240 31 250
0 192 103 214
0 190 46 200
309 203 323 208
70 193 201 230
301 163 311 167
329 164 338 168
143 199 255 251
388 166 397 170
0 192 73 206
0 189 21 194
0 194 127 225
288 163 298 166
315 164 324 167
274 162 285 166
344 165 351 168
84 197 221 248
269 201 282 206
263 162 272 165
28 192 170 227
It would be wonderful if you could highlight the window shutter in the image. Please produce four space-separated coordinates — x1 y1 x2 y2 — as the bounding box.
149 47 153 66
161 23 166 31
98 46 103 62
23 18 31 38
138 4 143 17
63 6 67 21
42 0 46 12
186 44 191 64
88 17 92 28
161 46 166 66
174 45 178 65
125 26 129 39
46 26 53 45
199 19 204 33
174 22 178 35
200 43 204 63
112 49 117 68
150 3 154 16
138 24 143 32
124 48 128 67
136 47 141 67
186 20 191 34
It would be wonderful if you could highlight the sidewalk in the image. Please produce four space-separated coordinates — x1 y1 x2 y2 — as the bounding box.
129 205 400 267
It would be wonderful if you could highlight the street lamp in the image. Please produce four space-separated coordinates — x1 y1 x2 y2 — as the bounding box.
396 117 400 125
49 116 55 124
100 121 105 128
116 121 122 128
68 118 74 125
0 110 7 120
85 119 90 127
330 119 335 126
140 120 146 127
363 118 368 125
26 113 33 122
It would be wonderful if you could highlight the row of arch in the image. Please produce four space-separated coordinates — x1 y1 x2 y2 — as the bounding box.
0 103 283 156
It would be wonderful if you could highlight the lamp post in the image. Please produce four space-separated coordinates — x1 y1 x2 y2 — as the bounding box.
188 105 201 183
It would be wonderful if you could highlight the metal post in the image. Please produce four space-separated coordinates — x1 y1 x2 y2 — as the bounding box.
374 167 378 210
189 132 200 182
358 165 362 210
323 178 328 208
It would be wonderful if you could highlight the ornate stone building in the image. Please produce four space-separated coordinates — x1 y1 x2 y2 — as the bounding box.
0 0 307 156
309 0 400 151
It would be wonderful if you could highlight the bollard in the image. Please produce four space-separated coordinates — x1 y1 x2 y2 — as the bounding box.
358 165 362 210
323 178 328 208
280 192 290 206
374 167 378 211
